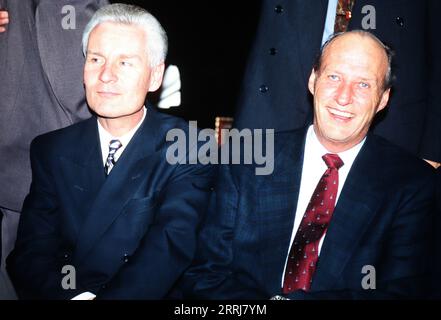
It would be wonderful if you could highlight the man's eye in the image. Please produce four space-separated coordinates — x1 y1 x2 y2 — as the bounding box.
328 75 339 81
88 57 100 63
120 61 132 67
359 82 370 89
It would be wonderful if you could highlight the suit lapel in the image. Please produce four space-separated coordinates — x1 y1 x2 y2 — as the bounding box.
58 118 104 239
76 119 105 187
311 135 383 291
73 107 161 263
258 128 308 294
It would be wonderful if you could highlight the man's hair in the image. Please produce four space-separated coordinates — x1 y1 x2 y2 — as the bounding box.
312 30 395 90
82 3 168 67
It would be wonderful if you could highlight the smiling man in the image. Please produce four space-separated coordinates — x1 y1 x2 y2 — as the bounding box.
182 30 437 299
6 4 214 300
309 31 391 153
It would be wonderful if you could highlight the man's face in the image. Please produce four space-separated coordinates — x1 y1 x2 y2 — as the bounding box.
84 22 164 120
308 33 390 152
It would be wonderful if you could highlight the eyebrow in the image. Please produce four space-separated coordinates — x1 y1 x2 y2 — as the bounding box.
358 77 375 82
86 51 141 61
86 50 104 57
119 54 142 61
324 70 377 82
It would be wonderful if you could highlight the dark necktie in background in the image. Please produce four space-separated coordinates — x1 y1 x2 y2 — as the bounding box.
334 0 355 32
283 153 344 293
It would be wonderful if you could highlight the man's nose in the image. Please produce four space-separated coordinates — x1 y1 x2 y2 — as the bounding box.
335 82 353 106
99 63 117 83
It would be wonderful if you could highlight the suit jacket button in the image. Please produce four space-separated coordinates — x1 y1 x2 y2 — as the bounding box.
274 5 284 14
63 253 70 261
269 48 277 55
396 17 404 27
122 254 130 263
259 85 268 93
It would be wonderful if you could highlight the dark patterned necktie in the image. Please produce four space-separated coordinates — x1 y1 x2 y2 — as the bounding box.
334 0 355 32
282 153 344 293
104 139 122 175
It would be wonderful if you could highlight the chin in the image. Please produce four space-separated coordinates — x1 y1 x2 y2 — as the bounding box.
90 106 118 118
324 129 352 142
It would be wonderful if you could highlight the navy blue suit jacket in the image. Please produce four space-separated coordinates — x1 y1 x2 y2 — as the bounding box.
182 128 436 299
6 107 215 299
432 169 441 298
234 0 441 162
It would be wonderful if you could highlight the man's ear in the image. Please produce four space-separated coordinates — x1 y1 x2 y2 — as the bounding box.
308 69 317 95
148 62 165 92
376 88 391 113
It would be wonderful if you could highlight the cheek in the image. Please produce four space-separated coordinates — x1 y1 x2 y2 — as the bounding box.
123 75 150 103
316 86 337 105
123 70 148 90
137 74 152 93
354 96 379 117
83 69 97 87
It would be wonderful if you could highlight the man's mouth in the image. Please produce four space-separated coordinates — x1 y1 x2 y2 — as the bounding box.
97 91 120 98
327 107 354 121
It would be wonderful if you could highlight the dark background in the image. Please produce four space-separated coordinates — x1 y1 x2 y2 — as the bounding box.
127 1 261 129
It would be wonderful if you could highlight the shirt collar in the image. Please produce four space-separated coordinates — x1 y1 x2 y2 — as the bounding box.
307 125 366 166
97 106 147 148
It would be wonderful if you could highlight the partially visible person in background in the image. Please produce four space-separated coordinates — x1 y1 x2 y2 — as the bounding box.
0 0 108 299
433 169 441 298
0 8 7 32
0 0 11 299
234 0 441 169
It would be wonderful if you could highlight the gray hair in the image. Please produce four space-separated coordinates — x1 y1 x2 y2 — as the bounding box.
313 30 395 90
82 3 168 67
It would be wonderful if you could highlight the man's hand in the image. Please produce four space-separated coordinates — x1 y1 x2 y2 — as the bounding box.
0 10 9 33
424 159 441 169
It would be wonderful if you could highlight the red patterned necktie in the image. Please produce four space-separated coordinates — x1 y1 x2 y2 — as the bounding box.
282 153 344 293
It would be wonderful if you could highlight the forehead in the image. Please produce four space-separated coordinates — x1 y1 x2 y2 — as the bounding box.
88 22 147 55
320 34 388 79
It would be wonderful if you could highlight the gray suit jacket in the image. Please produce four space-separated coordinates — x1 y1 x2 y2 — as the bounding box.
0 0 108 212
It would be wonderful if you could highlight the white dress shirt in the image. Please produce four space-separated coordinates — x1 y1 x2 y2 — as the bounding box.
281 125 365 285
321 0 339 45
98 106 147 169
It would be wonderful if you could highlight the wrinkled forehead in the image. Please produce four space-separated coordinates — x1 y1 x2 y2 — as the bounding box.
88 22 148 54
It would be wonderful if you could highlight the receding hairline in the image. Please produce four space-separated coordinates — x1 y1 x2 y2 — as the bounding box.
81 3 168 67
87 20 149 41
323 32 389 63
85 21 152 61
315 30 393 89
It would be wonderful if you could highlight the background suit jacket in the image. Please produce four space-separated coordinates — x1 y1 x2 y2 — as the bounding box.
0 0 108 212
6 107 215 299
182 128 436 299
234 0 441 162
432 169 441 298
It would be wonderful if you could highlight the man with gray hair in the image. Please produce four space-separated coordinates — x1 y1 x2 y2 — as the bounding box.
6 3 214 300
